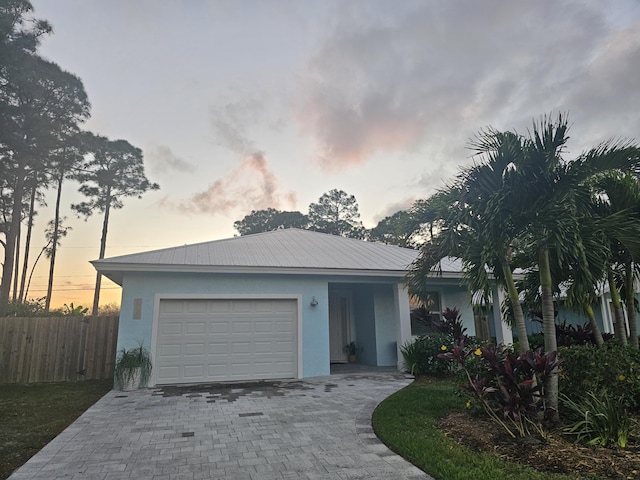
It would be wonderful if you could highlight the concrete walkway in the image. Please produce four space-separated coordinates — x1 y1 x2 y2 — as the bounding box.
9 369 432 480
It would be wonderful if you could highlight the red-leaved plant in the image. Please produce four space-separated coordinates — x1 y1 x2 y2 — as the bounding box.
439 340 562 439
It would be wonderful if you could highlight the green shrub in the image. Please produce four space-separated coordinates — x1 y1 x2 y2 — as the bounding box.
527 333 545 351
559 344 640 411
400 333 453 377
561 390 632 448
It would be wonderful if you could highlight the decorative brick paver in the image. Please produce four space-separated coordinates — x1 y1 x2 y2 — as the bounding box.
9 369 432 479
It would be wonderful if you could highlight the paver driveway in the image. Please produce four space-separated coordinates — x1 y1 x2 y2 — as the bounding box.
9 369 432 480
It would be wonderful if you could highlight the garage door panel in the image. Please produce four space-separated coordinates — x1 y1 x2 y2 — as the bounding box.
158 365 180 378
275 302 296 313
231 342 251 354
183 364 204 378
185 301 207 314
156 298 297 384
162 301 184 314
274 321 293 332
254 341 275 353
254 302 276 313
184 343 205 355
208 342 229 354
207 365 229 376
232 302 253 313
275 341 294 353
209 301 231 313
160 322 183 335
254 322 274 333
232 321 252 334
159 343 181 356
185 322 206 334
208 321 230 334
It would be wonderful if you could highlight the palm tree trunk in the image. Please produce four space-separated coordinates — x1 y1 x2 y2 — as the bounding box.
608 267 628 346
502 262 529 352
625 261 638 349
538 246 559 423
584 304 604 347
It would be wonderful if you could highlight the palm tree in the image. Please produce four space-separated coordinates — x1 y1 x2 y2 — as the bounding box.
411 113 640 424
407 130 531 352
502 114 640 421
593 172 640 349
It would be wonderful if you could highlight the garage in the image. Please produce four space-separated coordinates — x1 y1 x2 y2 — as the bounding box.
94 229 422 381
154 298 298 384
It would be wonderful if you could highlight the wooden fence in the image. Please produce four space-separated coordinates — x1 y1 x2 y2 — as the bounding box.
0 316 119 384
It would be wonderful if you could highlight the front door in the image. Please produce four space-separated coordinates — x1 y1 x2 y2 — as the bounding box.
329 291 352 363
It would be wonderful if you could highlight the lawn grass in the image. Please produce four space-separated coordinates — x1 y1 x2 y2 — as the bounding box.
372 379 582 480
0 380 112 479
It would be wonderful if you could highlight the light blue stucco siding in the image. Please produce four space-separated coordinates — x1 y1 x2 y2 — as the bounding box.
117 272 330 378
352 285 377 366
440 285 475 335
373 285 399 366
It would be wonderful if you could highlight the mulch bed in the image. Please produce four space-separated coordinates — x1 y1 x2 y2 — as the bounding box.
438 410 640 479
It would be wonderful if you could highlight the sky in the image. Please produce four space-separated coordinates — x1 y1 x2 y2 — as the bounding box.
18 0 640 308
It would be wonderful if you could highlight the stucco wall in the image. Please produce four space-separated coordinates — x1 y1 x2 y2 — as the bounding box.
439 285 475 336
373 284 399 366
352 284 377 365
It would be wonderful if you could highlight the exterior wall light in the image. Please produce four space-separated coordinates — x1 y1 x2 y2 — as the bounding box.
310 296 318 307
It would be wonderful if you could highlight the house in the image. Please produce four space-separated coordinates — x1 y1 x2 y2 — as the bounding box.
92 229 512 386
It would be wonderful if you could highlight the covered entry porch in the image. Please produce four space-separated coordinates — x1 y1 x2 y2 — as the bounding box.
328 281 410 370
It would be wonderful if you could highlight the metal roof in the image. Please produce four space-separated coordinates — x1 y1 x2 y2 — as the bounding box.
92 229 428 284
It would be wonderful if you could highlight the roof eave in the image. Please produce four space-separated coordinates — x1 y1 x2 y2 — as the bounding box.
90 261 444 285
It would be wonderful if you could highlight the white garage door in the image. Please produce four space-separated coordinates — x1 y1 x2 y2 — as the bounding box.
155 298 298 384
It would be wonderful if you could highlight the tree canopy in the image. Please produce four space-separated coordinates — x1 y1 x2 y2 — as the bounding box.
234 208 309 236
307 189 365 239
72 133 159 315
0 1 159 314
0 0 91 313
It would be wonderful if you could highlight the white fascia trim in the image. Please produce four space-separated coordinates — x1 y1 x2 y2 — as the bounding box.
94 263 427 278
149 293 303 387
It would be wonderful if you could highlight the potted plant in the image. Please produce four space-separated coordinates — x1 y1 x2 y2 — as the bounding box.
345 341 358 363
114 344 152 391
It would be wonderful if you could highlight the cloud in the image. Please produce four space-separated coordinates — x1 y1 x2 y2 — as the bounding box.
146 145 196 174
296 0 639 172
209 96 263 154
178 152 297 215
209 88 287 155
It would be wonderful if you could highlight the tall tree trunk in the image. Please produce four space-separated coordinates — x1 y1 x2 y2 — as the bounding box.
25 243 49 301
502 261 529 352
92 190 111 316
538 246 559 423
45 173 64 312
0 159 26 314
625 261 638 349
584 304 604 347
18 183 38 302
608 267 628 346
12 223 21 302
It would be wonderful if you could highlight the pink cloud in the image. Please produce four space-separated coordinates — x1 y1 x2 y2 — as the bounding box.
178 152 297 215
